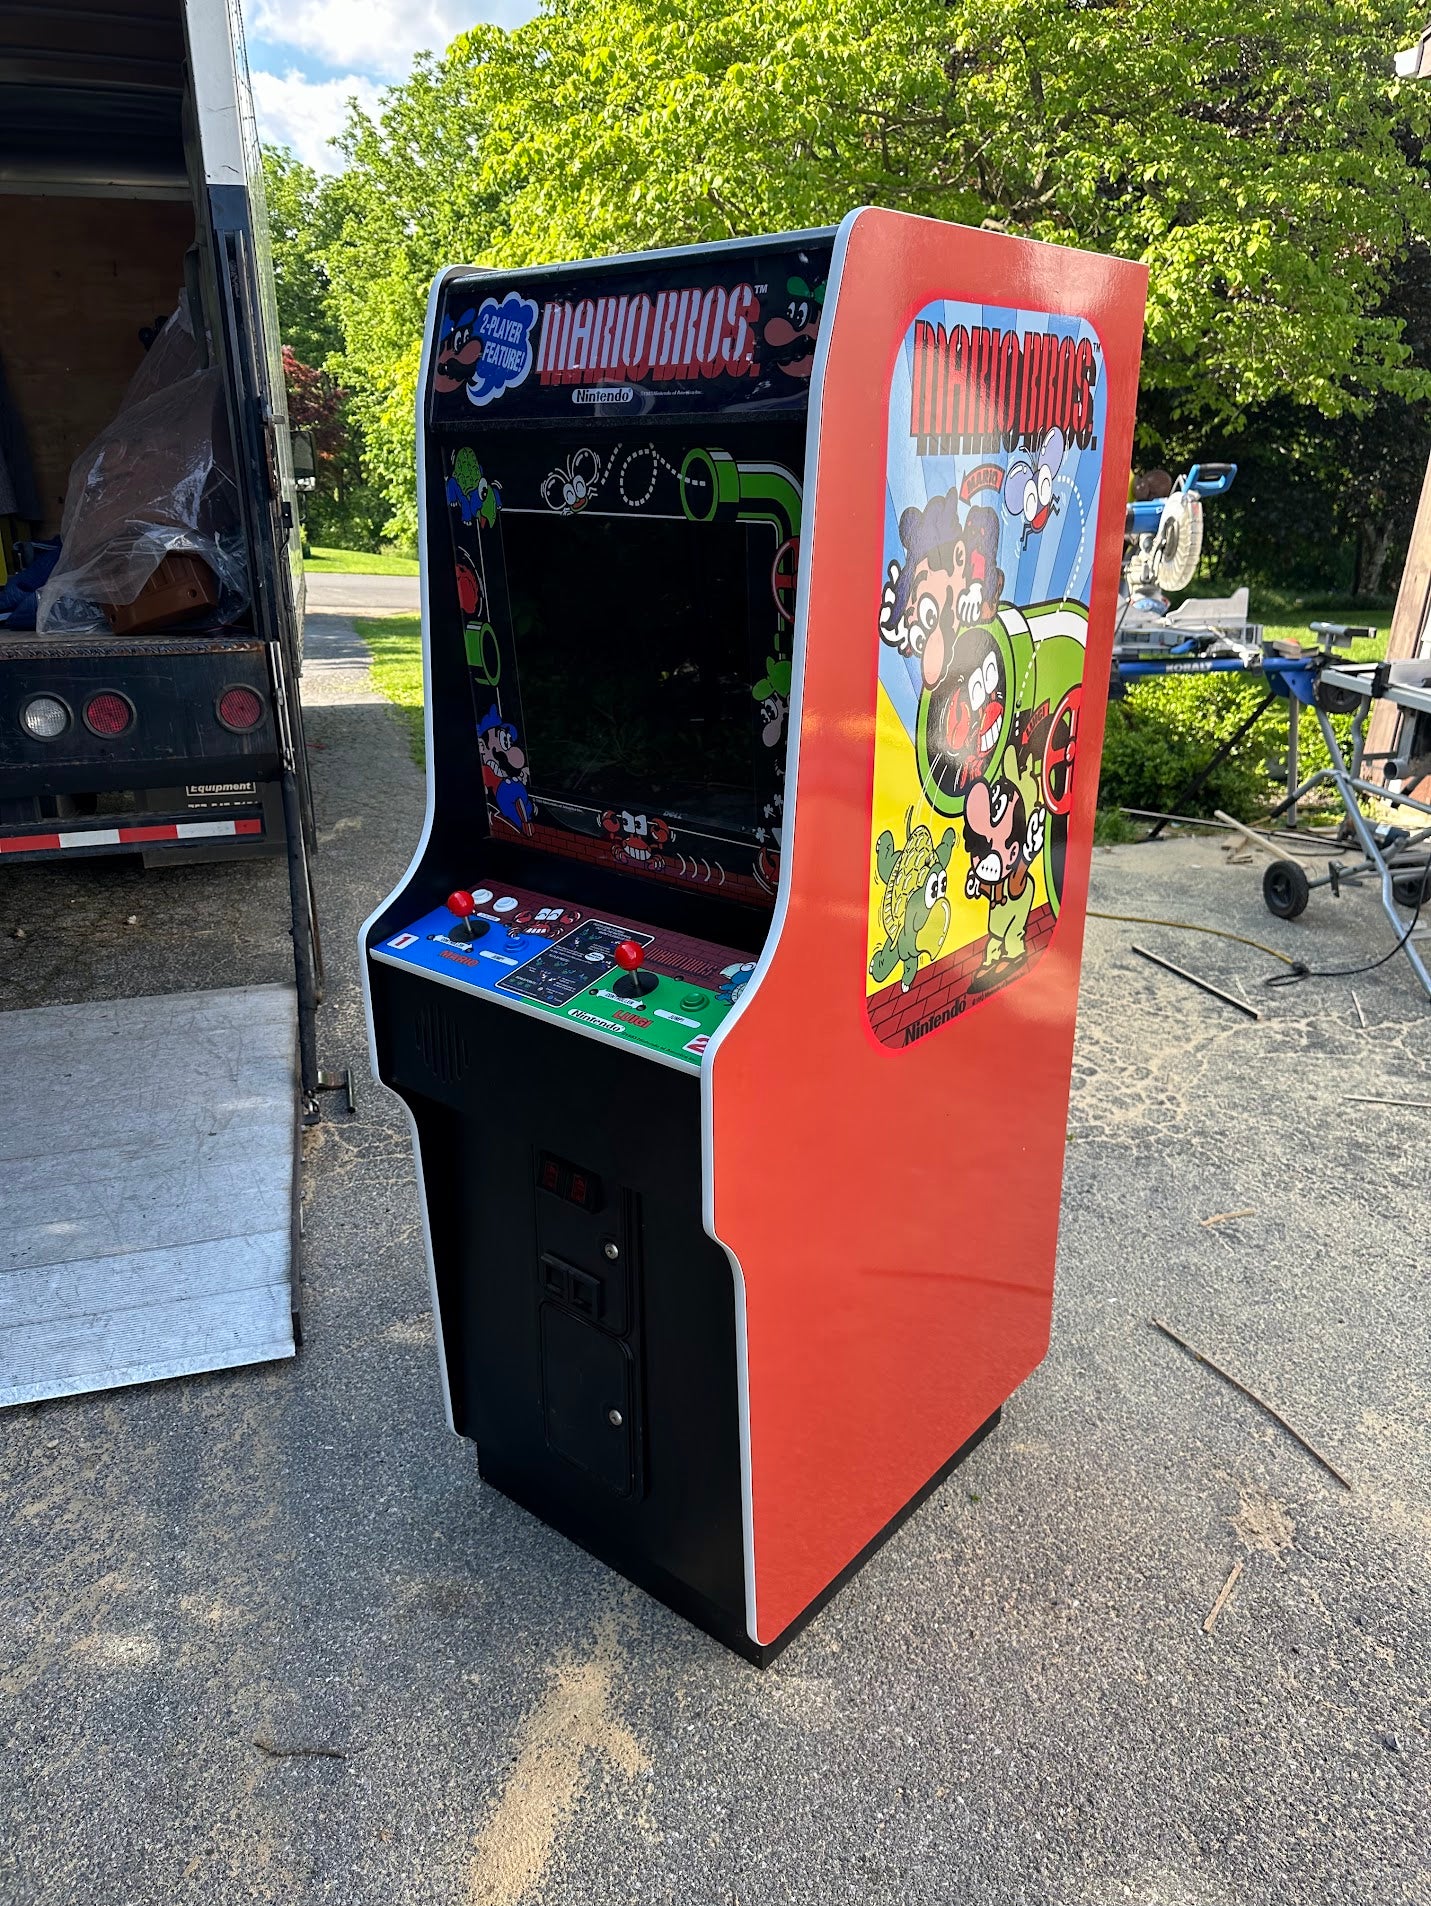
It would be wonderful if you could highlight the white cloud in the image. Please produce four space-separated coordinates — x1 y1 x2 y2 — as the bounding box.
249 68 384 170
246 0 539 83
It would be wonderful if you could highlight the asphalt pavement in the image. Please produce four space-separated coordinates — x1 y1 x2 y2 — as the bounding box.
0 585 1427 1905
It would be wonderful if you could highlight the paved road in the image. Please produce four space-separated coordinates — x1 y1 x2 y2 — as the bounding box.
303 570 419 618
0 595 1427 1905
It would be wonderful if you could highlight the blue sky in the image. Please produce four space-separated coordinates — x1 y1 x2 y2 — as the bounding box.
241 0 541 170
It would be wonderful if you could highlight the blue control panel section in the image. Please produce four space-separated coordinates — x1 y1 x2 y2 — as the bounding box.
370 882 755 1071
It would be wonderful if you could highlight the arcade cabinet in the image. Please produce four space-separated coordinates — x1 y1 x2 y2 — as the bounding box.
362 210 1146 1662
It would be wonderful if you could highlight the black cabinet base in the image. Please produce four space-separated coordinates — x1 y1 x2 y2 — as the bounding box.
480 1404 1002 1667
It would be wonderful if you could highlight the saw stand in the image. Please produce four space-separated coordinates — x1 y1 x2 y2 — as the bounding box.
1262 627 1431 1000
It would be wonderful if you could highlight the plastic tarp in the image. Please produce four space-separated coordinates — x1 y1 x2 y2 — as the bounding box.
37 302 248 634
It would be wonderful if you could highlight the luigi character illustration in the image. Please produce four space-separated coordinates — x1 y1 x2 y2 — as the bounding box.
447 446 500 527
762 276 825 379
962 743 1046 983
752 654 792 749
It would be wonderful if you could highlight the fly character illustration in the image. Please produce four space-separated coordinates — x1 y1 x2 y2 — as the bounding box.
1003 429 1065 551
541 448 601 516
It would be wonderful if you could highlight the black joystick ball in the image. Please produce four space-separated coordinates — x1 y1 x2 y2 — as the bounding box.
447 889 486 941
612 938 657 997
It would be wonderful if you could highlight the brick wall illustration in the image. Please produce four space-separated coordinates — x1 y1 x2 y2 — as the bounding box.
490 812 772 909
867 902 1057 1047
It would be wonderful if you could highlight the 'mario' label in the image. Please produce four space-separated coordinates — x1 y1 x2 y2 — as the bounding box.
910 320 1099 456
536 285 759 386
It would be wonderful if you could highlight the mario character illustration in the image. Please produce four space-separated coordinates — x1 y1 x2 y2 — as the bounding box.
477 704 534 833
880 491 1005 691
434 308 483 395
762 276 824 379
962 749 1046 982
447 446 500 527
869 809 956 991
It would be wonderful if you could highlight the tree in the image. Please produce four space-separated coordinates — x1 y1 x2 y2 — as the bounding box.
261 145 345 369
318 0 1431 538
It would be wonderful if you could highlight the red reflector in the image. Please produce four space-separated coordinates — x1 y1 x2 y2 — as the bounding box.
218 686 264 731
83 692 133 736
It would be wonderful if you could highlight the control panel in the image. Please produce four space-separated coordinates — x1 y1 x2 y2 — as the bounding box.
370 880 755 1070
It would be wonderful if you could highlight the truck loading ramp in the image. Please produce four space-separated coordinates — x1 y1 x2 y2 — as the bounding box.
0 984 299 1407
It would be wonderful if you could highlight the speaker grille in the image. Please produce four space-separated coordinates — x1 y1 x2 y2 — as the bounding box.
414 1002 469 1085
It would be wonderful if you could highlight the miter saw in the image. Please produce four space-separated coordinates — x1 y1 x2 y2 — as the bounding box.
1118 462 1259 657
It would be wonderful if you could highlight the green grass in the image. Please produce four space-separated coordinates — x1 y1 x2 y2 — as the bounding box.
358 613 425 763
304 546 419 576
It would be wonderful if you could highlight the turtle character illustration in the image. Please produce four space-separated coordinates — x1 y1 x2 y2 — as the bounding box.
869 808 956 991
446 447 500 527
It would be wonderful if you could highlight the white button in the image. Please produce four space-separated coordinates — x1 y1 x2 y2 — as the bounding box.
493 896 518 913
471 887 494 905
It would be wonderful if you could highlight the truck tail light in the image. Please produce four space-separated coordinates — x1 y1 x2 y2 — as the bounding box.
83 692 135 736
20 695 71 739
216 685 265 732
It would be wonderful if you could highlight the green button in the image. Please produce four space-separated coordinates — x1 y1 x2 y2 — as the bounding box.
681 992 709 1011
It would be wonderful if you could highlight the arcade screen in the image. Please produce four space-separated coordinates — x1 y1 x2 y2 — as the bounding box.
501 513 762 839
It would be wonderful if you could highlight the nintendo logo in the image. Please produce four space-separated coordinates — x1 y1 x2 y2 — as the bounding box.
572 386 634 406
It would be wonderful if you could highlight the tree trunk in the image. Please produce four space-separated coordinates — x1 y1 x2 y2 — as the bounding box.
1356 516 1394 599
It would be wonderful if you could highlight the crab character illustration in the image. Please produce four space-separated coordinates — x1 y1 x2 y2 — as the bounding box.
869 808 956 991
601 808 671 870
447 446 500 527
762 276 825 379
434 308 483 395
541 447 601 515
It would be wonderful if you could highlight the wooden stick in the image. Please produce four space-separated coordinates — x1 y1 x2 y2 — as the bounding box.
1131 944 1263 1020
1202 1559 1245 1633
1347 1095 1431 1110
1150 1317 1353 1490
1213 809 1298 862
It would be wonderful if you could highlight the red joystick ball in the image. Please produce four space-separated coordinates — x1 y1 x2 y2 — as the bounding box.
612 938 657 996
446 889 485 941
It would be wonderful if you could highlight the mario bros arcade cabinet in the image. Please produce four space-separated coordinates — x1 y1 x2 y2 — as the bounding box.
362 210 1146 1662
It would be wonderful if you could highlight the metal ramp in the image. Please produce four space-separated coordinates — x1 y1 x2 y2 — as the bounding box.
0 984 299 1407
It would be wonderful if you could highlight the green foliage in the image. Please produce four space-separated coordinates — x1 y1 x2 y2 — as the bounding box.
1099 675 1273 820
304 0 1431 536
261 146 344 368
357 613 426 764
304 547 420 575
1098 616 1389 821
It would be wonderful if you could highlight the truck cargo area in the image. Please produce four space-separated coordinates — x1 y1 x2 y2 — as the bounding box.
0 0 333 1408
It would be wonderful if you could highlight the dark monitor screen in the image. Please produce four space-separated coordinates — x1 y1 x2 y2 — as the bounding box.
501 512 761 839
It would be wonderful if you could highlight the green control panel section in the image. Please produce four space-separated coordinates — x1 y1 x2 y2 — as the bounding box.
371 881 755 1070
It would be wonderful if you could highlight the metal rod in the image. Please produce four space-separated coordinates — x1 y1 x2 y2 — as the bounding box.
1144 691 1278 840
1130 944 1264 1019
